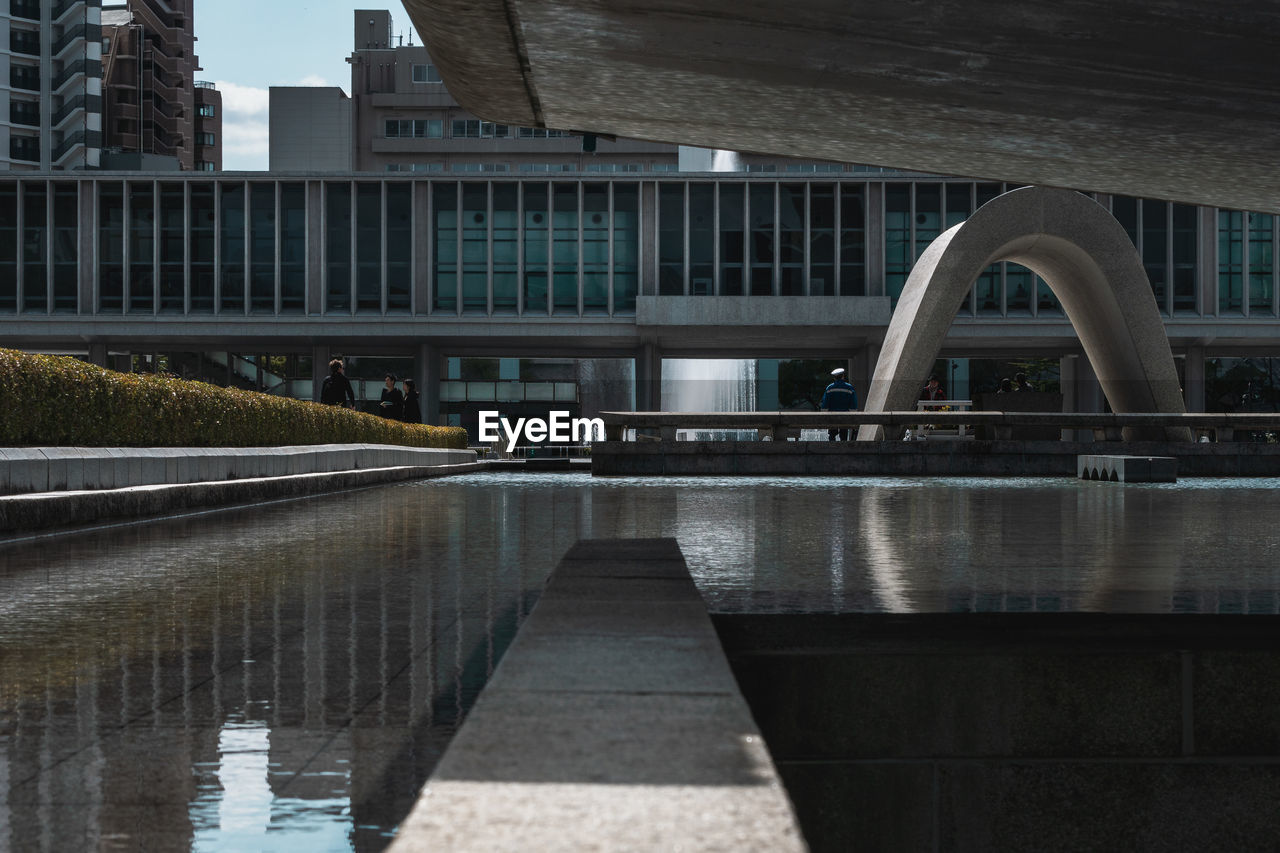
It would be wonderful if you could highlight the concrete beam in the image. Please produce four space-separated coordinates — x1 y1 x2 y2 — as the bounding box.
406 0 1280 212
389 538 805 851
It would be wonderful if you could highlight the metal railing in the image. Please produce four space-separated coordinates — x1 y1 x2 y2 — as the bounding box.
598 411 1280 443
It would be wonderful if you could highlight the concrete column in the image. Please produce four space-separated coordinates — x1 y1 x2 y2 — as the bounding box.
418 342 441 425
1184 345 1206 412
311 345 329 402
858 344 879 408
88 343 108 368
635 344 661 411
1063 352 1105 442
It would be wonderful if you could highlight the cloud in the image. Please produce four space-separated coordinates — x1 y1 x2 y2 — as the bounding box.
214 80 271 117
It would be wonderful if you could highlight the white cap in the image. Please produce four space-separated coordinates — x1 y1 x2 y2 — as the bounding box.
830 367 846 376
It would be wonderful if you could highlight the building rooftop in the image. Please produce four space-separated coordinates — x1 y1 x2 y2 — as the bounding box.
101 9 133 26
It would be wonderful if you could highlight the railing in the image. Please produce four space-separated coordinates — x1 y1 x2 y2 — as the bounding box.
52 130 88 162
52 94 96 127
53 59 101 91
53 23 100 57
598 411 1280 443
195 80 217 89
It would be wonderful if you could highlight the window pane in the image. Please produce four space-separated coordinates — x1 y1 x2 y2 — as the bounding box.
523 183 548 313
220 183 245 313
718 183 744 296
356 183 381 313
749 183 774 295
658 183 684 296
190 183 215 312
128 182 153 313
326 183 352 312
613 183 638 311
280 183 305 313
552 182 578 313
433 182 457 312
249 184 275 313
386 183 412 313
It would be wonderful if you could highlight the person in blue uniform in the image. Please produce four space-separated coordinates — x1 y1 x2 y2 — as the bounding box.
820 367 857 441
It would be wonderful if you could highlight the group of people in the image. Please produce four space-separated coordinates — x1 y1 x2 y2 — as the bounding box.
997 372 1036 394
319 358 422 423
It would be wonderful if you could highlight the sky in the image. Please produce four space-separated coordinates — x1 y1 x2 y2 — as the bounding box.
195 1 422 170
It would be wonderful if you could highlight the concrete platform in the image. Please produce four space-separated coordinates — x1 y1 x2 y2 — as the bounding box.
592 440 1280 477
1078 454 1178 482
0 444 475 496
0 460 485 536
389 538 805 852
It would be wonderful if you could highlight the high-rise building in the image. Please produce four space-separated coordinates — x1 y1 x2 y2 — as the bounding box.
194 79 221 171
1 0 104 170
270 9 681 173
100 0 199 170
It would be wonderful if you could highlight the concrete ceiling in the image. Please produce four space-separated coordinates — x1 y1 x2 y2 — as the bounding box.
402 0 1280 212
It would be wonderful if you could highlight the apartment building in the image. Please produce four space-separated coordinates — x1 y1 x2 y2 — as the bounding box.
270 9 681 173
100 0 199 169
0 0 104 170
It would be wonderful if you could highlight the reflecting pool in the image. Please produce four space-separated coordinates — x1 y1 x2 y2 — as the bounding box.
2 473 1278 850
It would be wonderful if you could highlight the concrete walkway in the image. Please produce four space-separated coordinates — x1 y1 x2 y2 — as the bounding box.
390 538 805 852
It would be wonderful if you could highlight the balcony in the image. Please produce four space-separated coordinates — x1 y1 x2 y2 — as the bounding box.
10 136 40 164
10 28 41 57
54 23 102 59
53 129 101 162
10 0 41 21
10 102 40 128
54 94 101 128
9 65 40 93
53 59 102 92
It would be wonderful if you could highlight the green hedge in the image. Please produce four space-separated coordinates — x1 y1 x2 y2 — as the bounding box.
0 349 468 449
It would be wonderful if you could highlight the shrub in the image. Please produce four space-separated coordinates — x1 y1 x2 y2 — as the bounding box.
0 349 468 449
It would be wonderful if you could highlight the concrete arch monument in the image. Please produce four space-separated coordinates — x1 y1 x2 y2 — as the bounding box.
857 187 1188 441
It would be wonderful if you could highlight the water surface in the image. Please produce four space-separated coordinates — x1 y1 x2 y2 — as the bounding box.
2 473 1278 850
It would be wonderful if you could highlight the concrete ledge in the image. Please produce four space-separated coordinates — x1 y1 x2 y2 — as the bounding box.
1078 454 1178 482
0 445 475 496
390 538 805 852
592 440 1280 477
0 461 486 535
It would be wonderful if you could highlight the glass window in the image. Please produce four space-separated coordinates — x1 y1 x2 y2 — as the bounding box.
0 185 17 313
884 184 910 302
838 184 865 296
718 183 745 296
249 184 275 313
492 183 518 312
220 183 245 313
412 64 442 83
1218 210 1244 314
128 182 154 314
433 182 457 312
22 183 47 313
523 183 548 313
1249 212 1273 315
159 184 184 312
778 183 804 296
52 184 78 313
914 183 941 262
552 183 578 313
810 184 834 296
1172 203 1197 314
190 183 215 312
658 183 684 296
356 183 381 313
613 183 639 312
689 183 714 296
98 183 124 312
1142 199 1169 313
326 183 352 312
583 183 609 311
280 183 305 313
749 183 774 295
1006 263 1032 313
462 183 487 313
198 103 215 118
386 183 412 313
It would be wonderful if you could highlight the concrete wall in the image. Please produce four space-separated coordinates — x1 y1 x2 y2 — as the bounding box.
269 87 353 171
715 613 1280 851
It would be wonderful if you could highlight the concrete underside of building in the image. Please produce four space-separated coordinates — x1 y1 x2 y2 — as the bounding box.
404 0 1280 213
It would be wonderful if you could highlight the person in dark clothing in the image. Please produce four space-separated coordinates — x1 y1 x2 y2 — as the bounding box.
920 374 945 404
401 378 421 423
1013 372 1035 392
820 367 858 441
379 373 404 419
320 358 356 408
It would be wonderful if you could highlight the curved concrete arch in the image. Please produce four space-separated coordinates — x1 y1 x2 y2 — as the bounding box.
858 187 1188 441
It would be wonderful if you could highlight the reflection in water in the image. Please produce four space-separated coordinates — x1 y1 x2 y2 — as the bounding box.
2 473 1279 850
